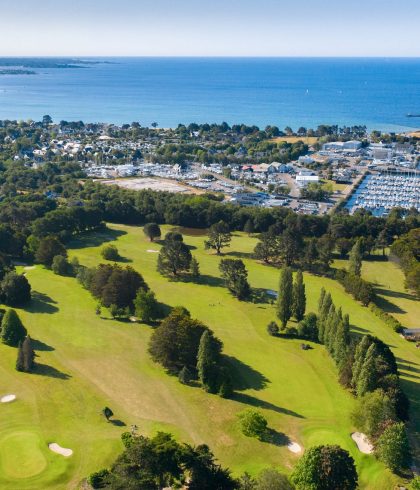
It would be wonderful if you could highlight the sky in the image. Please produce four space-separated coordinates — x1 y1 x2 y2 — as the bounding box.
1 0 419 57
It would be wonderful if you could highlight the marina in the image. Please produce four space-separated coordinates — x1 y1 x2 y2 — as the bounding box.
345 172 420 216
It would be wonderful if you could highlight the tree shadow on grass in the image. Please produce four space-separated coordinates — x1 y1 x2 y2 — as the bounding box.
232 392 304 418
262 428 291 447
226 251 254 260
223 355 269 391
68 228 127 250
375 286 417 302
110 419 126 427
24 291 59 315
181 274 224 288
33 363 71 380
32 339 55 352
373 295 406 315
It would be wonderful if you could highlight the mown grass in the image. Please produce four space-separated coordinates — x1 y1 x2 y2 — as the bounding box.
0 224 418 489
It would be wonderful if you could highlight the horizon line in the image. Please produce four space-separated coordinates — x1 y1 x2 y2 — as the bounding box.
1 54 420 59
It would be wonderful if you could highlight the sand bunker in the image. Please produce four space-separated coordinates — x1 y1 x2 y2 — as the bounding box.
1 394 16 403
24 266 36 270
287 441 302 453
48 443 73 457
146 249 159 253
351 432 373 454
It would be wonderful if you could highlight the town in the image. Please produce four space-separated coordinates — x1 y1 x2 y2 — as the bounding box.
2 118 418 217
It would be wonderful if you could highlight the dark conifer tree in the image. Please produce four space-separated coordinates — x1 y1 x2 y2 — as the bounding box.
292 270 306 322
197 331 220 393
276 267 293 328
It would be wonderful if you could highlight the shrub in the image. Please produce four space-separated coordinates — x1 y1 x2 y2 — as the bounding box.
267 321 279 336
0 309 27 347
238 409 268 440
376 422 411 472
101 244 120 261
0 271 31 306
87 469 110 488
52 255 72 276
369 303 404 333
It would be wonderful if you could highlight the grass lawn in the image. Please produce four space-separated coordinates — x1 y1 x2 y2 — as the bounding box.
334 254 420 329
1 224 418 489
271 136 319 145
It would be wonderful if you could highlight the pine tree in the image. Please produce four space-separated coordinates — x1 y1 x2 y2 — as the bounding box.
320 292 332 322
326 309 339 355
178 366 192 385
218 367 233 398
351 335 372 389
243 219 254 236
349 239 363 277
318 287 326 315
16 341 25 371
292 270 306 322
276 267 293 328
197 331 219 393
190 257 200 278
22 336 35 372
356 344 378 396
0 309 27 347
333 320 348 366
323 303 336 346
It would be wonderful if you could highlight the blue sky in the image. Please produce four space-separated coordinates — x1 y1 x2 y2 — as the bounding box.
1 0 419 56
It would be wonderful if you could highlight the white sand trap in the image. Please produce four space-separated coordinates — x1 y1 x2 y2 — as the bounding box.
351 432 373 454
48 443 73 457
1 394 16 403
147 249 159 253
287 441 302 453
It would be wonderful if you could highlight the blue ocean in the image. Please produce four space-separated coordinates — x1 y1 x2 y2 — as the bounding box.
0 57 419 131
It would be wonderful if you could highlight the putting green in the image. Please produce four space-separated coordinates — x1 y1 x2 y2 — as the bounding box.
0 431 47 479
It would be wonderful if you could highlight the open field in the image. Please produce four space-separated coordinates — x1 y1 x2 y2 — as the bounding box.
101 177 199 193
1 225 419 489
271 136 319 145
334 254 420 329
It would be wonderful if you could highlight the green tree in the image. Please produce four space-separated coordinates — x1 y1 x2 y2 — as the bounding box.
157 239 192 276
297 312 318 341
238 409 268 440
291 445 358 490
219 259 251 300
178 365 192 384
351 390 396 440
356 343 378 397
133 289 160 323
143 222 161 242
267 321 279 336
16 335 36 373
243 219 254 235
376 422 411 472
16 341 25 372
197 330 220 393
101 244 120 261
35 236 67 267
205 220 232 254
102 406 113 421
292 270 306 321
1 309 27 347
276 267 293 328
52 255 71 276
1 271 31 306
255 468 293 490
149 309 222 373
351 335 372 389
348 239 363 276
190 256 200 278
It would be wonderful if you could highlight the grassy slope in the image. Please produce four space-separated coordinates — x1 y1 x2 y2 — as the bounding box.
334 254 420 329
0 225 418 489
